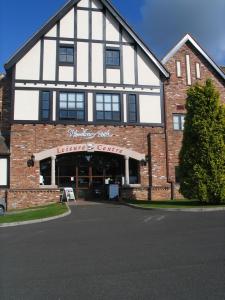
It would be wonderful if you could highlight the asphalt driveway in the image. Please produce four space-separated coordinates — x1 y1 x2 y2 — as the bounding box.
0 203 225 300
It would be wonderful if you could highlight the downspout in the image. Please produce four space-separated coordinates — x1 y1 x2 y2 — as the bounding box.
163 78 174 200
147 133 152 201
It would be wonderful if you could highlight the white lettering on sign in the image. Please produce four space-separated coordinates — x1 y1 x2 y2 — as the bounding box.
68 128 113 139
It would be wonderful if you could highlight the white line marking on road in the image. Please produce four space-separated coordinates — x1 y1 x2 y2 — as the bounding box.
157 216 165 221
143 215 165 223
144 216 153 223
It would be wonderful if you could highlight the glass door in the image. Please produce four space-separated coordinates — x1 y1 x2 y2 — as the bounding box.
76 154 92 198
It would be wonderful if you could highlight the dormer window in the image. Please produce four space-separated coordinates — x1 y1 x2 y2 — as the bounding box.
59 46 74 64
105 48 120 68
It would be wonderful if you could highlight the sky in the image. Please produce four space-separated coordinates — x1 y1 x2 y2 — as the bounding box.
0 0 224 73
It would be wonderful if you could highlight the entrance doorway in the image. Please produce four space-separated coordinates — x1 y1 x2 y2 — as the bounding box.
40 152 140 199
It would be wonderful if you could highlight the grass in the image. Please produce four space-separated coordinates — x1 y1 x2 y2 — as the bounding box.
125 199 225 209
0 203 68 224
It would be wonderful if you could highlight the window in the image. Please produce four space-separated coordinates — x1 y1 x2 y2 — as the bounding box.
128 94 138 123
173 114 185 131
105 49 120 67
59 46 74 64
59 92 85 121
0 157 8 187
40 91 51 121
96 94 121 122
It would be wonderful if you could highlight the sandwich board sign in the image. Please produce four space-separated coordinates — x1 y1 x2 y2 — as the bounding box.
109 184 119 200
62 188 75 202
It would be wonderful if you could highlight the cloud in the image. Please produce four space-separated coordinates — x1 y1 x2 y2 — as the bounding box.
139 0 225 65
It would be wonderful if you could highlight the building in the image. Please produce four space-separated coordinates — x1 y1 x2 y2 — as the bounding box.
162 34 225 198
0 0 225 209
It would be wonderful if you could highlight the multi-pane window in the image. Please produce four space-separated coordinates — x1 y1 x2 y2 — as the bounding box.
96 94 121 122
59 92 85 121
105 49 120 67
173 114 185 131
59 46 74 64
40 91 51 121
128 94 137 123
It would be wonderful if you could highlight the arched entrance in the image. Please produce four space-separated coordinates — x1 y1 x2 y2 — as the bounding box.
40 152 140 199
35 143 145 199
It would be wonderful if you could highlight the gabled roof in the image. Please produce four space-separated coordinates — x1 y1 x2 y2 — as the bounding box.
221 66 225 74
4 0 169 78
162 34 225 81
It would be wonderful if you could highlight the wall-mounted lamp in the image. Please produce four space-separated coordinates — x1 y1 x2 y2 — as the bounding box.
27 154 35 167
140 155 150 166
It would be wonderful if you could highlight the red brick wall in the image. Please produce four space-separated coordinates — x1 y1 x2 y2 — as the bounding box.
9 124 171 206
7 189 60 210
164 42 225 190
0 74 11 137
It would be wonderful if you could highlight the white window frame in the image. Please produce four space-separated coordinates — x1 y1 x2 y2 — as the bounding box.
173 114 185 131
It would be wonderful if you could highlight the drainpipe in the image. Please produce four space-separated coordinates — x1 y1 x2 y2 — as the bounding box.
163 78 174 200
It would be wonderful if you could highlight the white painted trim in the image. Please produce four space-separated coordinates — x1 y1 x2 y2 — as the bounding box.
162 34 225 80
186 54 191 85
52 91 56 121
14 83 160 94
196 62 201 79
176 61 181 77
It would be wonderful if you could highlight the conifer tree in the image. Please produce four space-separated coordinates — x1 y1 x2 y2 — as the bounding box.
179 79 225 203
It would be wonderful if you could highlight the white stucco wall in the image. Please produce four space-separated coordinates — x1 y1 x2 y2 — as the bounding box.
139 94 161 124
59 66 74 82
106 11 120 41
88 93 93 121
77 42 89 82
60 9 74 38
77 10 89 39
45 25 57 38
137 49 160 86
92 43 103 82
123 45 135 84
15 42 41 80
43 40 56 81
92 11 103 40
106 69 120 84
77 0 89 7
14 90 39 120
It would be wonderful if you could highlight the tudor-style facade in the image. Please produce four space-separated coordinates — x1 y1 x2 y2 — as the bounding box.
3 0 171 209
0 1 225 210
